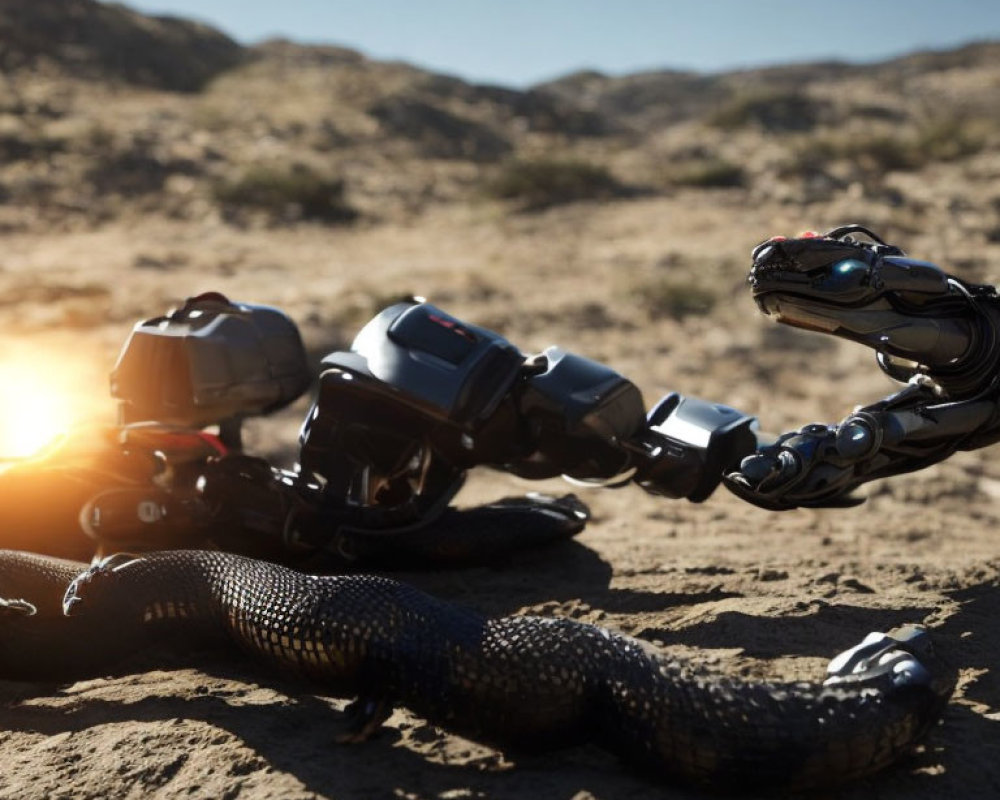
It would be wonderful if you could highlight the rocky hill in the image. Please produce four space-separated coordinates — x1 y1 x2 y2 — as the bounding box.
539 41 1000 128
0 0 996 233
0 0 244 90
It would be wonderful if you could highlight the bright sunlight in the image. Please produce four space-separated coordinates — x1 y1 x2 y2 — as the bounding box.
0 360 77 459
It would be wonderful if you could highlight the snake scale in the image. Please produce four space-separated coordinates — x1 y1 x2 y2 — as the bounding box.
0 547 953 791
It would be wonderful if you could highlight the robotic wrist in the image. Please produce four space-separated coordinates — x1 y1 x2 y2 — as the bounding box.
503 347 648 481
631 394 758 501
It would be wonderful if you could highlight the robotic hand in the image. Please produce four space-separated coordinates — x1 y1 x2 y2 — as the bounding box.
724 225 1000 510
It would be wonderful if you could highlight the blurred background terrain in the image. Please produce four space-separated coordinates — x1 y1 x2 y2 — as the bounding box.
1 1 999 798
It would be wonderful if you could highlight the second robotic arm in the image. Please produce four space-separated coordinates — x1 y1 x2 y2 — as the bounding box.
725 225 1000 510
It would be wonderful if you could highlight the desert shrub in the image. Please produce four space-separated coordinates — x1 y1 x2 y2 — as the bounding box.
839 134 920 173
628 277 718 321
851 104 907 122
483 158 627 210
84 123 115 152
668 158 746 189
708 90 826 132
86 146 200 196
787 133 914 175
369 96 511 161
213 164 358 223
0 132 63 161
778 138 837 180
783 115 988 179
912 116 988 162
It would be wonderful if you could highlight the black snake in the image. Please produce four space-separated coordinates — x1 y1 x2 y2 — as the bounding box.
0 548 954 791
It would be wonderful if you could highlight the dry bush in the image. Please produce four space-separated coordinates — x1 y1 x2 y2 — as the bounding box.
0 130 64 161
707 89 827 133
482 158 629 210
782 115 990 180
212 163 358 223
626 276 718 321
86 147 200 197
369 96 511 161
912 116 990 162
666 158 746 189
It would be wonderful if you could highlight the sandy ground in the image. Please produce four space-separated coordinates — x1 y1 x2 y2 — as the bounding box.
1 193 999 798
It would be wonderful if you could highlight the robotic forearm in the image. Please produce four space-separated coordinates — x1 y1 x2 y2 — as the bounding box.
726 379 1000 510
297 301 758 514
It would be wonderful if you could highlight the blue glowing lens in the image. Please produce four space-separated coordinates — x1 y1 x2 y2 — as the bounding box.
817 259 869 293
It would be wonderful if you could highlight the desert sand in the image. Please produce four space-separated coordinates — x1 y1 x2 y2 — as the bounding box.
1 197 998 800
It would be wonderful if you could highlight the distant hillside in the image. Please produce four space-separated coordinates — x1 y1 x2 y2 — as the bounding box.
0 0 245 91
537 41 1000 130
0 0 995 232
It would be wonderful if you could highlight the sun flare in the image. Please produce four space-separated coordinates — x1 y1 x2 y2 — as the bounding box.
0 363 77 459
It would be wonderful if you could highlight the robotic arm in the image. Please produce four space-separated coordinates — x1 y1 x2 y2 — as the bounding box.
725 225 1000 510
282 300 756 550
90 295 756 558
299 300 755 495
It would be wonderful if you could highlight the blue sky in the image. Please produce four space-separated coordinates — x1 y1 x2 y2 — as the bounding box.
123 0 1000 87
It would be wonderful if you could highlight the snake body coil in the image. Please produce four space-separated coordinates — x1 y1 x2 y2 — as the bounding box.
0 549 953 791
